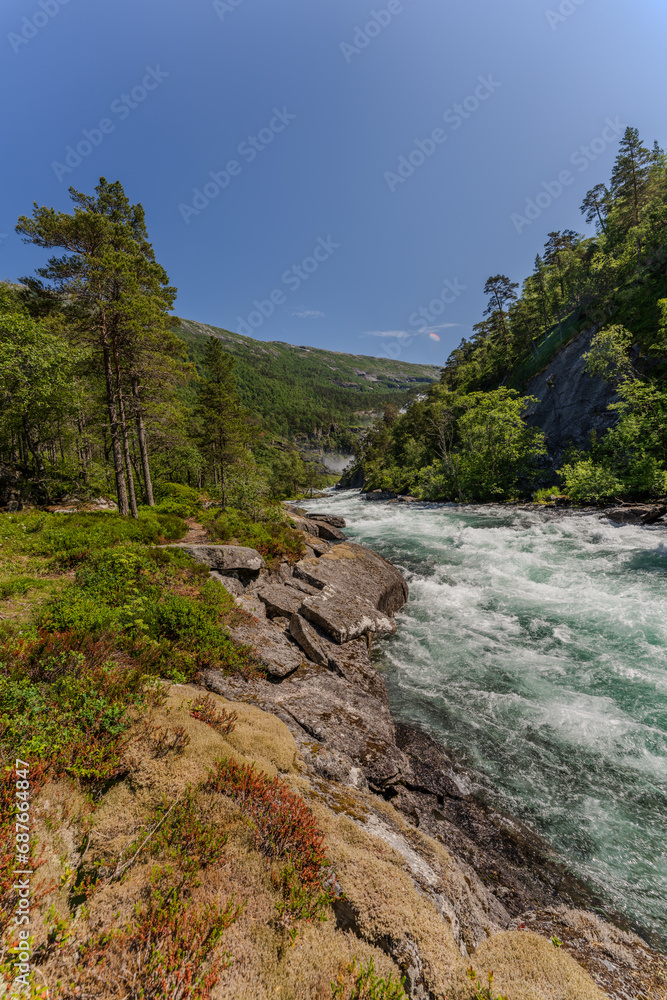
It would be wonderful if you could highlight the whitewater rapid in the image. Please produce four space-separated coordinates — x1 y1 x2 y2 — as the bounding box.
305 492 667 946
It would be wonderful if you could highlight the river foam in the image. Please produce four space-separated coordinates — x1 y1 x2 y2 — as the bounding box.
305 493 667 945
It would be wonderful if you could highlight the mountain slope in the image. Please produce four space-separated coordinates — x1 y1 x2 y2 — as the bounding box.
176 318 439 448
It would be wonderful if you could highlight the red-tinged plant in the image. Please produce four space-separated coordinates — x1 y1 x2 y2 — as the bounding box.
206 757 337 928
57 881 243 1000
189 694 237 736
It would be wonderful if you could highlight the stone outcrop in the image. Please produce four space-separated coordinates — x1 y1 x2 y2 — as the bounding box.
166 543 264 579
294 541 409 615
178 519 663 998
524 326 618 465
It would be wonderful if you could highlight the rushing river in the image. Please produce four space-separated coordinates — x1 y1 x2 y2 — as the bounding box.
305 492 667 946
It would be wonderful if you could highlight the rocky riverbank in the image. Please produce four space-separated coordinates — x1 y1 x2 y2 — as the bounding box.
173 508 667 1000
355 489 667 526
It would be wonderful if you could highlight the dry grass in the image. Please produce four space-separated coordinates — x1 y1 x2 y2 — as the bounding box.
8 688 611 1000
448 932 608 1000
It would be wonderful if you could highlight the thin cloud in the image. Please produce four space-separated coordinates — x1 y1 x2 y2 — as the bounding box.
293 309 325 318
363 323 462 339
363 330 411 339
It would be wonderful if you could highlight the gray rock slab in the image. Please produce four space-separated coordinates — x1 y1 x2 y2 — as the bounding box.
230 618 304 678
305 513 346 528
257 585 303 619
288 614 329 666
294 542 408 616
167 544 265 576
299 590 396 644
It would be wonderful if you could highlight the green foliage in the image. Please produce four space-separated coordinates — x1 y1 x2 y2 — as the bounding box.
38 545 258 679
558 459 624 504
0 632 148 783
203 508 305 567
466 967 509 1000
360 387 545 502
331 958 407 1000
582 325 634 382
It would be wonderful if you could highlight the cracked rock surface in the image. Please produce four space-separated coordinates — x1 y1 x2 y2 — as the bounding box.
182 520 663 999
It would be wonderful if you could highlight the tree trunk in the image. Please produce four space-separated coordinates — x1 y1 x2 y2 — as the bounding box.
100 331 129 516
131 377 154 505
110 333 138 518
22 417 46 480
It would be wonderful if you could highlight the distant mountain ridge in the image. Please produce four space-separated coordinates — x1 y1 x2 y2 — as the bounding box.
176 318 439 449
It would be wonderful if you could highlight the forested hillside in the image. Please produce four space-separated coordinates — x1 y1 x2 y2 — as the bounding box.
354 126 667 505
0 178 437 511
176 319 437 452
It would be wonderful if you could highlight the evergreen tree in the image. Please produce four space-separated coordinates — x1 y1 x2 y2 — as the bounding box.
196 338 247 505
580 183 610 233
15 179 176 516
611 126 652 227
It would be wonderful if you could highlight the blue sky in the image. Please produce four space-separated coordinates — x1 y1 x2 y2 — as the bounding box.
2 0 666 365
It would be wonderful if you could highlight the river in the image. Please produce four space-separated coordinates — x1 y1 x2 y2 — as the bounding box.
305 492 667 947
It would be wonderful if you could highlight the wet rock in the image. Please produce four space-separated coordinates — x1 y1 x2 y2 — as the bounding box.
294 542 408 616
604 504 667 524
257 585 303 619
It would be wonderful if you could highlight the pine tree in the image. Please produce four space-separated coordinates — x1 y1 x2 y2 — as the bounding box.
483 274 519 346
196 338 247 506
610 126 652 227
580 183 610 233
15 179 176 516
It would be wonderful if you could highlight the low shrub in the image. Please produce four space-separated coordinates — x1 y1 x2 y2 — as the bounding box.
189 694 237 736
331 958 407 1000
207 757 336 928
557 459 624 504
204 508 305 567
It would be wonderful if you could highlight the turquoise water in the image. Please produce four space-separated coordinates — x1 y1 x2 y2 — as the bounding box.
305 493 667 945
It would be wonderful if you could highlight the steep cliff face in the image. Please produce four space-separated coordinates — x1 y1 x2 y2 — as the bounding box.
524 327 618 466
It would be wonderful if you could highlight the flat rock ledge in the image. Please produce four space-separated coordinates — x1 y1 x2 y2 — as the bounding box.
179 521 664 1000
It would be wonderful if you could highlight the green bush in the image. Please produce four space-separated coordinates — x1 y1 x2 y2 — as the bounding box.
558 459 624 504
204 508 305 567
331 958 406 1000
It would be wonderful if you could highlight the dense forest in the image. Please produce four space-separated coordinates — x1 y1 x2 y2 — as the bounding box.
0 178 436 514
355 126 667 504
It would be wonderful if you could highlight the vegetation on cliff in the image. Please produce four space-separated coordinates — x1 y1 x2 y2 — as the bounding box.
354 126 667 504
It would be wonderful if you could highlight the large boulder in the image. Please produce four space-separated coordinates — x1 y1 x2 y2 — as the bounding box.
299 589 396 644
294 542 408 615
230 616 304 679
257 585 303 620
305 512 346 528
167 544 264 579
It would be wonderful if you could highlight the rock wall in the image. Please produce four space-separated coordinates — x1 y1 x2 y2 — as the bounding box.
524 327 618 466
